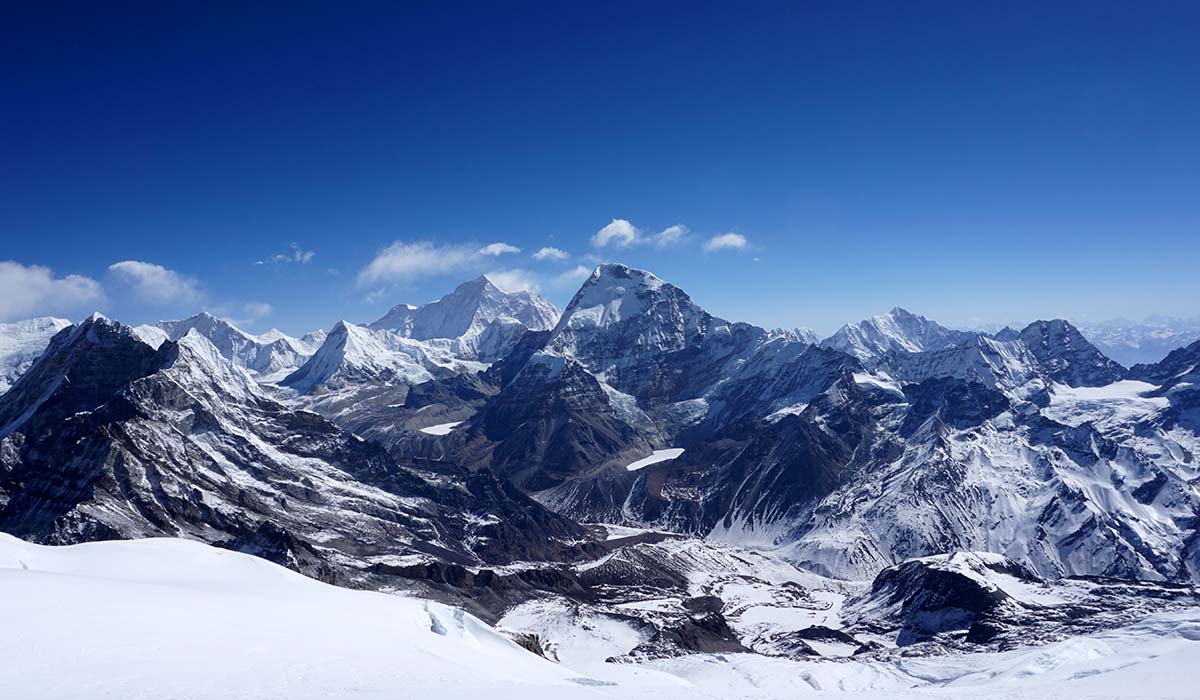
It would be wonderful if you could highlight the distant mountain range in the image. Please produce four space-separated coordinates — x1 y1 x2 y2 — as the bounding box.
1 264 1197 672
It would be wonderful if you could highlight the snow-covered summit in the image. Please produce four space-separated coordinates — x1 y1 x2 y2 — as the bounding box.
547 264 720 358
368 274 559 344
135 311 322 381
822 307 975 363
281 321 479 394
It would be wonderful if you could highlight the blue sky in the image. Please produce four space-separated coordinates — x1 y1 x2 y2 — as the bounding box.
2 2 1197 336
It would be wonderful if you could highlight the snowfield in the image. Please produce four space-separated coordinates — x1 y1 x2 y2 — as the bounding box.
625 448 686 471
420 420 464 435
3 534 1199 700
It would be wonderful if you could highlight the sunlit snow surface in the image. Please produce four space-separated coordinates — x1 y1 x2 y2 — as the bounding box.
625 448 685 471
3 534 1200 699
420 420 464 435
1043 380 1169 431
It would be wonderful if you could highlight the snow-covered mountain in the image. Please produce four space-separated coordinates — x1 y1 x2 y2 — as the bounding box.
406 267 1199 587
879 319 1126 399
0 316 71 395
543 264 768 414
280 320 482 395
822 307 976 363
0 314 588 586
369 274 559 360
134 312 324 381
2 266 1198 697
1080 315 1200 366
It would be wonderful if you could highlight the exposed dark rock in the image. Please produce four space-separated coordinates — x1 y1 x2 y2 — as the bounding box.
624 611 750 660
682 595 725 614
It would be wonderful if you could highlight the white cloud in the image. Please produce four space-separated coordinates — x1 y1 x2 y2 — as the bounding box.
485 269 539 293
591 219 640 248
357 240 522 287
479 242 521 257
703 232 748 252
653 224 688 248
210 301 273 328
590 220 691 249
0 260 104 322
533 246 570 261
107 260 203 306
357 241 483 287
257 242 315 265
552 264 593 289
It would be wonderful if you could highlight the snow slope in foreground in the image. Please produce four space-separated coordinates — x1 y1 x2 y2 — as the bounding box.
2 533 1200 700
0 534 685 700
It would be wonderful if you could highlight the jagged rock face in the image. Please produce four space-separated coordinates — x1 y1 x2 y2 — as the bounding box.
694 342 863 437
545 264 766 410
0 316 71 396
880 334 1043 395
0 315 163 435
623 376 902 538
822 307 976 363
457 354 656 493
845 551 1200 650
850 553 1031 645
1018 319 1127 386
882 319 1125 397
612 362 1200 584
623 611 750 660
898 377 1011 436
369 275 559 355
0 317 593 579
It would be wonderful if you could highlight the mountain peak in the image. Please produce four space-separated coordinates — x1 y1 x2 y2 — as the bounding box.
589 263 666 289
554 264 680 336
368 275 559 343
822 307 973 363
1017 318 1125 386
0 314 162 434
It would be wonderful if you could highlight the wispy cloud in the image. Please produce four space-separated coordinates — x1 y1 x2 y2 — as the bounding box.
107 260 202 305
0 260 104 322
479 242 521 256
552 264 592 289
485 268 539 293
591 219 640 248
533 246 570 261
653 224 688 248
357 240 520 287
486 264 593 294
209 301 273 328
591 219 690 249
256 242 315 265
702 232 748 252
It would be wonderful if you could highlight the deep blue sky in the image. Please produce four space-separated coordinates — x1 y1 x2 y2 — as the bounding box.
3 1 1197 335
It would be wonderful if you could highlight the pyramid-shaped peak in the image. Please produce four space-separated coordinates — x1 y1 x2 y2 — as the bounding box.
368 276 558 340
